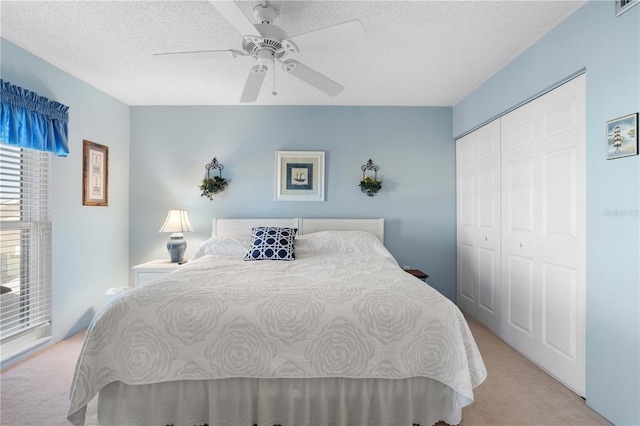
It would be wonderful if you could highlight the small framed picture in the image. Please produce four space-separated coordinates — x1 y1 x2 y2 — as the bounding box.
82 140 109 206
606 113 638 160
275 151 325 201
615 0 638 16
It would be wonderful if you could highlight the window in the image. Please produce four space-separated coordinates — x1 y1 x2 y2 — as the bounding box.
0 144 52 361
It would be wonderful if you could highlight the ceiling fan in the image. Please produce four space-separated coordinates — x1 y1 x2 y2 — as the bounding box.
153 1 365 103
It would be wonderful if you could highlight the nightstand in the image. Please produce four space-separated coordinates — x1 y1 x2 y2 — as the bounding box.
132 259 183 288
405 269 429 282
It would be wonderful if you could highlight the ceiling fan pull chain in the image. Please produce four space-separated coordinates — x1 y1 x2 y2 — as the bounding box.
272 63 277 96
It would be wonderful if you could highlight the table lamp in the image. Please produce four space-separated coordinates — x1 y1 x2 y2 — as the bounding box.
159 209 193 263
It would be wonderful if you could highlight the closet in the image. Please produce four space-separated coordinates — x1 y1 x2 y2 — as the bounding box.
456 74 586 396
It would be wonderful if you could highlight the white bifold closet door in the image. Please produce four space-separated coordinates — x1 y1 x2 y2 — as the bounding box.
456 74 586 396
500 74 586 396
456 119 502 335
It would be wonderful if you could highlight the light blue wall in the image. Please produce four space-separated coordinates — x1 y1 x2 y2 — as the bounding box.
129 106 457 300
0 39 130 350
453 3 640 424
5 2 636 421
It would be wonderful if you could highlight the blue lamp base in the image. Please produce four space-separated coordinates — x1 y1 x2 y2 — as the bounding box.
167 233 187 263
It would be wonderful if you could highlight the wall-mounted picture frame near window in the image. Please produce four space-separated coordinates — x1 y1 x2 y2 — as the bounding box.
606 113 638 160
82 140 109 206
275 151 325 201
616 0 638 16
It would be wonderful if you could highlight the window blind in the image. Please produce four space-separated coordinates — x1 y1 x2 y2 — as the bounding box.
0 144 52 348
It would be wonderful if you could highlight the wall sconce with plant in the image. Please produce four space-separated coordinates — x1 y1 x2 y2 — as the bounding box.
200 157 228 200
359 159 382 197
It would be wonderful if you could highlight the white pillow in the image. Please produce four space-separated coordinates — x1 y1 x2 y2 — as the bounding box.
295 230 397 264
191 236 251 260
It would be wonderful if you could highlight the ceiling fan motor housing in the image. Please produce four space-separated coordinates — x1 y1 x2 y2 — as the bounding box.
255 50 273 69
242 23 289 60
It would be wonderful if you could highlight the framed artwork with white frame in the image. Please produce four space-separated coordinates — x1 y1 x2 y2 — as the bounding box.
615 0 638 16
606 113 638 160
275 151 325 201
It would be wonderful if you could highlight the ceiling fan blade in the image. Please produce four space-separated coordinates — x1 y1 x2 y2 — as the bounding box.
281 60 343 96
240 64 268 103
211 1 261 38
282 20 365 54
153 50 246 60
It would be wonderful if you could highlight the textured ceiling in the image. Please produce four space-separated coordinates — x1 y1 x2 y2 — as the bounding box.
0 1 585 106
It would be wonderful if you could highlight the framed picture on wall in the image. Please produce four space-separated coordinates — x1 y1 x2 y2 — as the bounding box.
615 0 638 16
275 151 325 201
82 140 109 206
606 113 638 160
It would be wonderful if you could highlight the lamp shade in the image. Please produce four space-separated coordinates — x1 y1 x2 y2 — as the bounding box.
159 210 193 263
159 209 193 234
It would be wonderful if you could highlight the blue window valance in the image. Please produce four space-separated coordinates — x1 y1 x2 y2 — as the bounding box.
0 79 69 157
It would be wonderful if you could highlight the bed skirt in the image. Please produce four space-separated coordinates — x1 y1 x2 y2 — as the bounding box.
95 376 470 426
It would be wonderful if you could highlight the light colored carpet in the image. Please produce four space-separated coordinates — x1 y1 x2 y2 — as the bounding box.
0 332 97 426
450 317 611 425
0 317 611 426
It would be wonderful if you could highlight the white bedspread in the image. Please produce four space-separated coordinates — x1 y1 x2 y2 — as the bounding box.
68 231 486 424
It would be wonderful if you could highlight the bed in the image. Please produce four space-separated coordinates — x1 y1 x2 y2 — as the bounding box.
68 218 486 426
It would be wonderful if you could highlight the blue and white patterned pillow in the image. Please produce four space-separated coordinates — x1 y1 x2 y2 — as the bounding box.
244 227 297 261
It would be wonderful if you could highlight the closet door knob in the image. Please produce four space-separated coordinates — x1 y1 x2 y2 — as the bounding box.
519 242 523 247
484 237 488 241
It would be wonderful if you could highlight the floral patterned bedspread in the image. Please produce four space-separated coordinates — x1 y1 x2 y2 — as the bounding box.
68 231 486 424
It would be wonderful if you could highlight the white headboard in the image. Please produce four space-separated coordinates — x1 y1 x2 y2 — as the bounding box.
212 218 299 238
300 218 384 243
212 218 384 243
